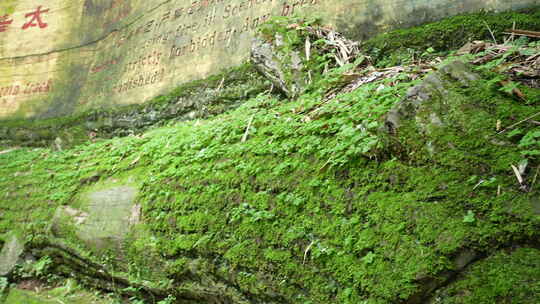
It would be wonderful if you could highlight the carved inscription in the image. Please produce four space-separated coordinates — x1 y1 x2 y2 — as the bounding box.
0 79 53 115
96 0 326 98
165 0 322 59
125 50 162 72
91 58 119 74
0 0 328 113
112 68 166 94
22 6 50 30
0 5 51 33
0 80 52 98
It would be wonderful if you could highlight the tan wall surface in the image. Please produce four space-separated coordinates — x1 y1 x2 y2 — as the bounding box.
0 0 538 119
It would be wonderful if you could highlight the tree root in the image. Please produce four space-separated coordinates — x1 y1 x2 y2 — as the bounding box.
26 238 262 304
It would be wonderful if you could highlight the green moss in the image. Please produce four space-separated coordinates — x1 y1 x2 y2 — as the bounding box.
4 289 55 304
4 286 117 304
364 7 540 66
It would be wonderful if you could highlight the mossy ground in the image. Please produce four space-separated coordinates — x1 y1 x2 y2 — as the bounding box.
4 281 116 304
1 10 540 304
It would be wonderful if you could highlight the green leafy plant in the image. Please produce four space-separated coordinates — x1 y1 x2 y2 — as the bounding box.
0 277 8 297
518 129 540 156
31 256 53 278
157 295 177 304
463 210 476 223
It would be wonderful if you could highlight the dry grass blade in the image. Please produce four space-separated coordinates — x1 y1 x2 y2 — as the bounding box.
216 77 225 92
241 115 255 143
511 164 524 185
498 112 540 135
0 148 18 155
303 240 315 264
483 21 498 44
305 36 311 61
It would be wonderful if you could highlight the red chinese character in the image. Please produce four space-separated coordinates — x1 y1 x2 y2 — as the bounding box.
22 6 50 30
0 15 13 32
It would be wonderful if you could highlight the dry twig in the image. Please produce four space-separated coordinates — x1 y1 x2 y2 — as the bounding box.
503 29 540 38
497 112 540 135
241 115 255 143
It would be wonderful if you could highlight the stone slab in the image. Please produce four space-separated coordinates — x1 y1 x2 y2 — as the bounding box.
0 232 24 276
77 185 139 250
51 174 141 252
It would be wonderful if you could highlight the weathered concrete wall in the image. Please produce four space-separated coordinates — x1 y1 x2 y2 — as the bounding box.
0 0 538 120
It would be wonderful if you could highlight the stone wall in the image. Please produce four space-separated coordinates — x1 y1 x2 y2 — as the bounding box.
0 0 538 120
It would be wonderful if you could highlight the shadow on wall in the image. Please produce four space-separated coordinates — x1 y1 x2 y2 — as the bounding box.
40 62 88 119
338 0 533 40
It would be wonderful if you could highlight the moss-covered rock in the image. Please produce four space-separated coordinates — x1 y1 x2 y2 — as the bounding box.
51 182 140 253
251 36 307 99
0 233 24 277
430 247 540 304
383 60 482 155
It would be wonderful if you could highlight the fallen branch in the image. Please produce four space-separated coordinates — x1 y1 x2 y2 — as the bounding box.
504 29 540 38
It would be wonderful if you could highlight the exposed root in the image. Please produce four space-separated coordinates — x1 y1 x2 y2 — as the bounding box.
26 238 278 304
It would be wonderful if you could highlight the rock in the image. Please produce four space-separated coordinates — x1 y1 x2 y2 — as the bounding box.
0 232 25 276
251 36 308 99
382 60 483 157
51 180 140 252
384 60 480 135
453 249 478 270
79 185 139 251
407 248 479 304
50 206 89 236
439 60 480 85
